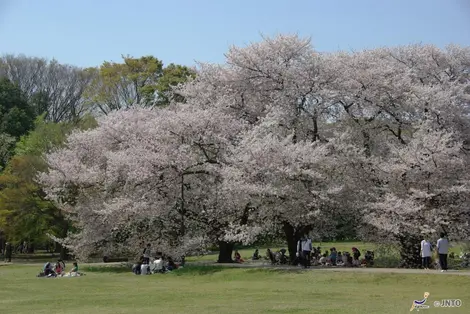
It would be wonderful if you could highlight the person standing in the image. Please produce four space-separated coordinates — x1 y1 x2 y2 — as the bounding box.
420 238 432 269
143 243 151 264
437 233 449 272
302 235 312 268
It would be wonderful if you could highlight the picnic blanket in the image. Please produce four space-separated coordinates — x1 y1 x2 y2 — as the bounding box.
59 272 85 277
37 272 85 278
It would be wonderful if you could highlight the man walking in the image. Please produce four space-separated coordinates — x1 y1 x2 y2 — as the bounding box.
437 233 449 272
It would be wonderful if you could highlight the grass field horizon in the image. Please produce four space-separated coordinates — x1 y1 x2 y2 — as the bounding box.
0 264 468 314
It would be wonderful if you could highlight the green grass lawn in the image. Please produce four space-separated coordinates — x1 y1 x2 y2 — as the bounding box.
0 264 468 314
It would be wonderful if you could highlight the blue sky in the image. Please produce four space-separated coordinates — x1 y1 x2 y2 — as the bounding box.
1 0 469 68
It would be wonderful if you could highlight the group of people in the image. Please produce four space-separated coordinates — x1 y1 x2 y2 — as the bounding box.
315 247 374 267
248 239 374 268
38 260 81 277
262 248 289 265
420 232 450 271
132 243 184 275
239 248 289 265
295 236 374 268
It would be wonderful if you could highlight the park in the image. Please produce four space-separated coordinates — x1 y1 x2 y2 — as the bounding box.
1 241 470 313
1 4 470 313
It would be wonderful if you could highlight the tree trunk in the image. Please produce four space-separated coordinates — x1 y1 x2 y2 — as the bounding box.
55 242 61 254
27 243 34 254
58 221 69 260
59 245 68 260
283 222 298 264
0 235 5 255
217 241 234 263
5 242 12 262
397 233 422 268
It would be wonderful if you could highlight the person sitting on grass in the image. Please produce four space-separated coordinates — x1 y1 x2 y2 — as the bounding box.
43 262 55 277
132 256 144 275
252 249 260 260
311 255 320 266
234 250 244 263
329 248 337 266
167 257 177 271
313 247 321 259
319 253 328 265
363 251 374 267
151 255 164 273
140 259 150 275
278 249 288 264
343 252 352 267
337 252 344 265
69 262 79 274
352 247 361 266
265 249 276 264
60 262 84 277
54 259 65 275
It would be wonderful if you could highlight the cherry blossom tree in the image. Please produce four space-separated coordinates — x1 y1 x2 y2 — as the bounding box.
221 123 364 261
367 124 470 266
38 34 470 267
176 35 366 260
325 44 470 266
39 105 245 260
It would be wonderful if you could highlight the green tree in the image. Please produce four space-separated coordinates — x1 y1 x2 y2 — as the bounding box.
153 63 196 106
0 114 97 259
29 90 50 119
14 113 97 156
0 133 16 169
0 155 60 249
85 55 163 114
0 78 35 169
0 78 35 137
1 55 95 123
84 56 195 114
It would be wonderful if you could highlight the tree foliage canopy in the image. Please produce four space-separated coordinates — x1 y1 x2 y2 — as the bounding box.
39 35 470 263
